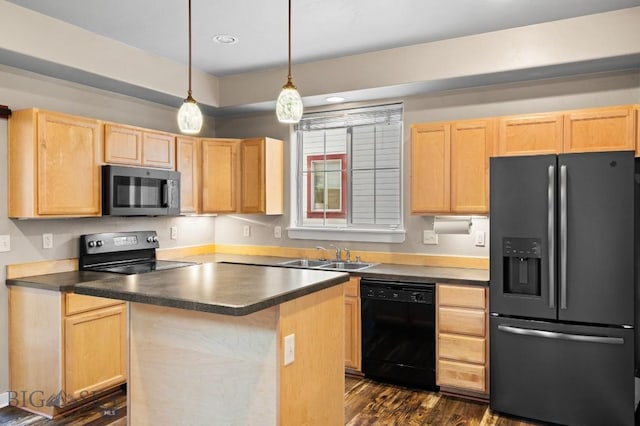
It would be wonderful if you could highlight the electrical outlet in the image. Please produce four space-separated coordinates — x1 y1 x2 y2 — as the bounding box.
274 226 282 239
0 234 10 252
170 226 178 240
474 231 486 247
243 225 251 237
423 230 438 245
42 233 53 249
284 333 295 366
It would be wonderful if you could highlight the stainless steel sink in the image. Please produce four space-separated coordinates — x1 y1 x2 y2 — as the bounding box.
279 259 332 268
319 262 375 271
278 259 376 272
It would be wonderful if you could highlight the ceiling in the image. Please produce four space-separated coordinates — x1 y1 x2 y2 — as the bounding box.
7 0 640 77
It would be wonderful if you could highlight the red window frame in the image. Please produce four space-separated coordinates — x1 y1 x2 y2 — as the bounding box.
306 153 347 219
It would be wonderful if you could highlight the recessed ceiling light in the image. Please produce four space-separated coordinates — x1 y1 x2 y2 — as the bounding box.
212 34 238 45
326 96 345 103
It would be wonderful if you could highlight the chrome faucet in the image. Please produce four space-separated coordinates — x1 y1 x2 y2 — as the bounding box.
329 244 341 261
343 248 351 262
315 246 328 260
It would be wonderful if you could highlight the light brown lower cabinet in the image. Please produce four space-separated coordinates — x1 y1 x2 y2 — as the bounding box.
344 277 361 372
9 287 126 418
436 283 489 399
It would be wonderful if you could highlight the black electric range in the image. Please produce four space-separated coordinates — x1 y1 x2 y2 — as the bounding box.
79 231 196 275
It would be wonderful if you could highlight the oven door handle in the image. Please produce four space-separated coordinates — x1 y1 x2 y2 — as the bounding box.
498 325 624 345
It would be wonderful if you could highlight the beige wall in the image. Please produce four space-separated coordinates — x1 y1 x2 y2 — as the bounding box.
0 65 217 397
214 70 640 257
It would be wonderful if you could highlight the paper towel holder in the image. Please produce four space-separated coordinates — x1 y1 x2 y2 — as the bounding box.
433 216 472 235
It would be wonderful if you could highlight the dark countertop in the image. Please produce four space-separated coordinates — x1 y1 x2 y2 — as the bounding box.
179 254 490 286
6 270 121 292
73 262 350 316
6 252 487 302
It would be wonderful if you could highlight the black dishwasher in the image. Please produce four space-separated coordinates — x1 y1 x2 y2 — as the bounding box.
360 278 438 390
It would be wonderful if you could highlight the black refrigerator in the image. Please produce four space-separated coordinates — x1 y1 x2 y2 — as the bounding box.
489 151 637 426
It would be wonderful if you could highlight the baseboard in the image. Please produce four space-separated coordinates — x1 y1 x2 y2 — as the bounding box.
0 391 9 408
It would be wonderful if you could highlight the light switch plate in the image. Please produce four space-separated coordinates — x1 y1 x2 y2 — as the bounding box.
243 225 251 237
170 226 178 240
274 226 282 239
0 234 10 252
474 231 486 247
423 230 438 245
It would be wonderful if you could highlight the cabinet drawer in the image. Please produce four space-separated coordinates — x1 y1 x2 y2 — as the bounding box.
438 284 485 309
344 279 359 297
66 293 124 316
438 359 486 392
439 307 485 336
439 333 485 364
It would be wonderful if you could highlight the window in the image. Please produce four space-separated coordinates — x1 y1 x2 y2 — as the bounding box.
290 103 404 243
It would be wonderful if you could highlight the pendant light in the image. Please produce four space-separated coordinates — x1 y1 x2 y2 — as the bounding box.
177 0 203 134
276 0 303 124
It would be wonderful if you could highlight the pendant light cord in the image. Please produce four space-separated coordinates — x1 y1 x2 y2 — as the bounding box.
188 0 193 97
287 0 292 83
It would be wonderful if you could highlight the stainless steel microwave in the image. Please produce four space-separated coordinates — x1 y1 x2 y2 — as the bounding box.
102 165 180 216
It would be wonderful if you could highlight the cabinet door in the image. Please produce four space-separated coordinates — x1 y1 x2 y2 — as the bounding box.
564 106 635 153
496 113 563 156
240 138 266 213
410 123 450 214
344 278 361 371
104 123 142 165
177 136 199 213
201 139 239 213
142 131 175 169
64 304 126 400
37 111 102 216
450 119 492 213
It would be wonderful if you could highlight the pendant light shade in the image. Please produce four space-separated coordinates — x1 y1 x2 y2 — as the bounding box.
178 0 203 134
276 0 303 124
178 94 203 134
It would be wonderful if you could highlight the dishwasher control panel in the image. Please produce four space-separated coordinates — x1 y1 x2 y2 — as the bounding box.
361 281 434 304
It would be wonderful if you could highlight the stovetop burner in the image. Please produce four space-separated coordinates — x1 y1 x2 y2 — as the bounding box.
79 231 197 275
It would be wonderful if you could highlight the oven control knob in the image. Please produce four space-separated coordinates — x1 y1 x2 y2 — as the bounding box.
88 240 96 248
147 236 154 243
96 240 103 247
153 236 158 242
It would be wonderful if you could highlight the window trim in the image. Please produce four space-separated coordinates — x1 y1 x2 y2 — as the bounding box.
288 103 406 244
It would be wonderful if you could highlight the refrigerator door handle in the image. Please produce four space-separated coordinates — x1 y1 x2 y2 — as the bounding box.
559 164 568 310
547 165 555 309
498 324 624 345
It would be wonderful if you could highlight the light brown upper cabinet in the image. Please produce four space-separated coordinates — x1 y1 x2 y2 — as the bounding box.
8 109 102 218
564 105 635 153
200 138 240 213
496 112 564 156
411 123 450 213
411 119 492 215
495 105 637 157
240 137 284 215
176 136 199 214
105 123 175 169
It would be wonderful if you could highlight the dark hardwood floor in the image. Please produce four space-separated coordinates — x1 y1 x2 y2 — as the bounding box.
0 378 544 425
344 376 541 425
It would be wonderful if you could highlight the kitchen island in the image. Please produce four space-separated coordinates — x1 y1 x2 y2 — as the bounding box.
74 262 349 426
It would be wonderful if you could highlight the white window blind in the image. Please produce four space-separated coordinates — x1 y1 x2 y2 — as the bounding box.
295 103 403 231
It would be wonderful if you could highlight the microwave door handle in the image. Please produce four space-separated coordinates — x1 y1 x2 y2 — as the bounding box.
162 181 169 207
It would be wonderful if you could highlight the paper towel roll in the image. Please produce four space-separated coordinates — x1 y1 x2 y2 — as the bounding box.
434 217 471 234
